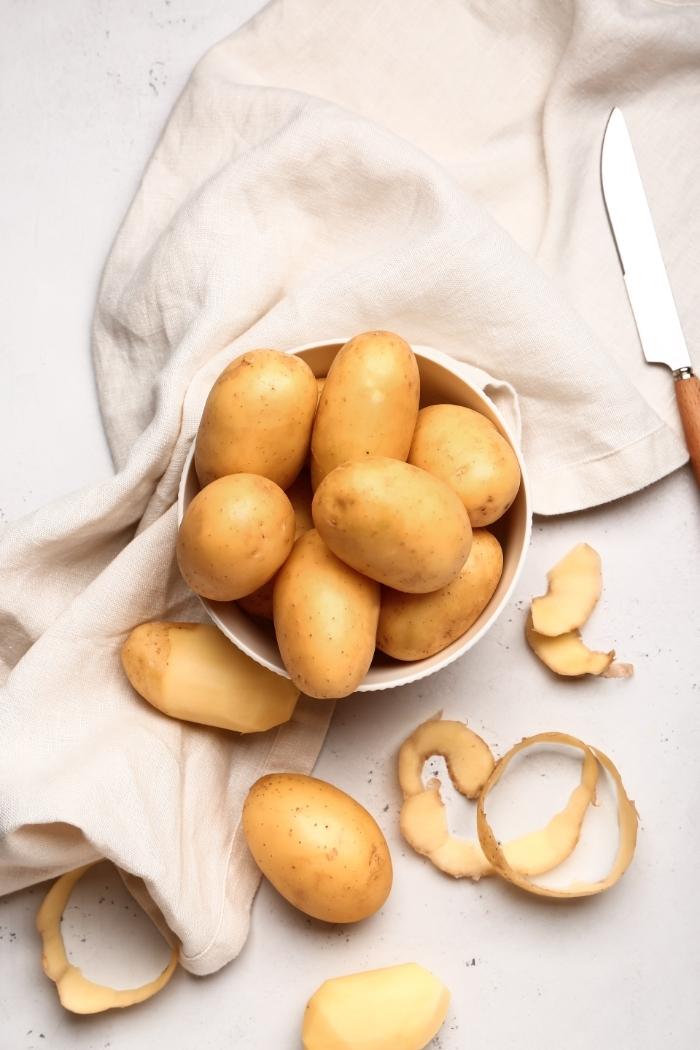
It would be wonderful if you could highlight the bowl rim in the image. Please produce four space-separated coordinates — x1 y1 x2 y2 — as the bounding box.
177 337 532 691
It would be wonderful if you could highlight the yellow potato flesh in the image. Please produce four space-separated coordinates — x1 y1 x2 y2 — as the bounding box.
176 473 294 601
273 530 380 699
121 622 299 732
377 529 503 660
36 863 178 1014
243 773 392 923
310 330 420 488
526 614 614 676
531 543 602 636
302 963 449 1050
313 457 472 593
195 348 318 489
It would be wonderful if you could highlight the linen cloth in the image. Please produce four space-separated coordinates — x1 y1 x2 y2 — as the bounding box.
1 0 698 975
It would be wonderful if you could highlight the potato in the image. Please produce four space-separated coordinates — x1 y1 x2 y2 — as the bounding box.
177 474 294 601
302 963 450 1050
409 404 521 526
237 471 314 620
195 349 317 489
310 331 419 488
243 773 392 922
377 529 503 660
121 622 299 732
273 530 379 698
312 458 472 593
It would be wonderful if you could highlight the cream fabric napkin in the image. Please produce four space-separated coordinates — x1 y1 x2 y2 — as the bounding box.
1 0 698 975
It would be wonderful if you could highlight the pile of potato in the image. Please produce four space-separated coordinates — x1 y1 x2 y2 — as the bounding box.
177 331 521 699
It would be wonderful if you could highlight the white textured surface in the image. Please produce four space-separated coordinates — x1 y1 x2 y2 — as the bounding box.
1 3 699 1049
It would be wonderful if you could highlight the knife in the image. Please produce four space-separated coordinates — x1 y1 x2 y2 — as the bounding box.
601 106 700 487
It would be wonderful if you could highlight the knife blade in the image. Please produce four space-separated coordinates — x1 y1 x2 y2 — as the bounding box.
601 106 700 486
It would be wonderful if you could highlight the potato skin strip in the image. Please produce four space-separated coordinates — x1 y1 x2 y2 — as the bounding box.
36 863 178 1013
398 718 600 882
398 717 494 799
531 544 602 636
525 614 614 677
477 732 638 898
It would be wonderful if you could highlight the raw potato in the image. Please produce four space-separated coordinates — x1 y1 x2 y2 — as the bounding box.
378 529 503 660
310 331 420 488
243 773 392 923
316 376 326 401
177 474 294 601
121 622 299 733
273 530 380 699
37 863 178 1014
531 543 602 636
302 963 449 1050
477 732 639 898
195 348 318 489
526 613 614 676
313 458 472 593
237 471 314 620
409 404 521 526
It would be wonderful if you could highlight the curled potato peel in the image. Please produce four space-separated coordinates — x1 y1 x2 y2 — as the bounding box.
398 717 494 798
526 613 615 676
531 543 602 636
477 732 638 898
398 717 601 882
36 863 178 1013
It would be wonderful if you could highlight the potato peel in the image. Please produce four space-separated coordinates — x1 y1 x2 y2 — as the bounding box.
398 717 602 883
525 613 615 676
36 863 178 1014
398 716 495 799
400 783 493 880
531 543 602 636
476 732 638 898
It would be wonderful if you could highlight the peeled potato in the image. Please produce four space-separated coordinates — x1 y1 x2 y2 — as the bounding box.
302 963 449 1050
195 348 317 489
531 543 602 636
377 529 503 660
121 622 299 732
177 474 294 601
409 404 521 526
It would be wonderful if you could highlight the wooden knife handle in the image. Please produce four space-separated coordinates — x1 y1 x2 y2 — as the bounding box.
675 370 700 488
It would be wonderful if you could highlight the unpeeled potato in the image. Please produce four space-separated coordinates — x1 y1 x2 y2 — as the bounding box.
312 458 472 593
237 471 314 620
195 349 317 489
377 529 503 660
243 773 392 922
273 530 380 699
310 331 419 488
409 404 521 526
177 474 294 601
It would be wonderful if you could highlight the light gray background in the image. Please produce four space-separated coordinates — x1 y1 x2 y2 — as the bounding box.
1 3 699 1049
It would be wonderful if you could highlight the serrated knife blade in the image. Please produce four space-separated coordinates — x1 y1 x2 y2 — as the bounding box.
601 106 700 486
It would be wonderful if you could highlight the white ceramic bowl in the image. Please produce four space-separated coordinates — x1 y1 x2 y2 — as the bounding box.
178 339 531 691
